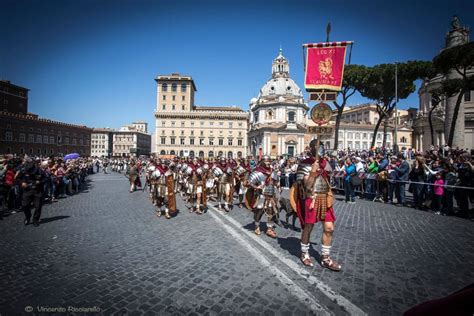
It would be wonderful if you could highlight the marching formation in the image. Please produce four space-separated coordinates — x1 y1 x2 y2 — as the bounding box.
141 141 341 271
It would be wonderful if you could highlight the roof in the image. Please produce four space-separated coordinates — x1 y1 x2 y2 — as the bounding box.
0 79 30 91
155 73 197 91
193 105 245 112
92 128 115 132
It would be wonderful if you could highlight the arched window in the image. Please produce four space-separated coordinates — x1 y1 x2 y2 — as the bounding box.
254 111 259 123
266 109 274 120
171 83 177 92
181 83 187 92
160 150 166 155
199 151 204 157
228 151 233 158
218 151 223 157
208 151 214 157
401 136 407 143
170 150 176 155
237 151 242 158
162 83 168 91
179 150 184 156
288 111 295 122
189 150 195 157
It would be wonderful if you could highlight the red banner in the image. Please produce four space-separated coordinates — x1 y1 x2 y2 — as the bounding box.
304 46 347 91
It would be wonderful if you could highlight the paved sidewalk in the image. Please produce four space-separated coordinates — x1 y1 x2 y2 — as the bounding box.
0 172 472 315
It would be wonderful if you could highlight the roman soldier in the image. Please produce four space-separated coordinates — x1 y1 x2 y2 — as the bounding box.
153 159 172 219
236 158 251 208
293 139 341 271
188 157 207 214
216 157 234 212
247 155 277 238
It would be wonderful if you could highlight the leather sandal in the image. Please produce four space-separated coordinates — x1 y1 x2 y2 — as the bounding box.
301 252 314 267
320 255 342 272
165 213 171 219
254 226 261 235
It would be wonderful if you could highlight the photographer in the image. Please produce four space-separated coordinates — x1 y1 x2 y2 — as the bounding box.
16 157 47 227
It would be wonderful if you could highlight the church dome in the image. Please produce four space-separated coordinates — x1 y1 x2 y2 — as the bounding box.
258 77 303 99
255 48 304 101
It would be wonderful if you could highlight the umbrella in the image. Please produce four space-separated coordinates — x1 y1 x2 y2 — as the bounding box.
64 153 80 161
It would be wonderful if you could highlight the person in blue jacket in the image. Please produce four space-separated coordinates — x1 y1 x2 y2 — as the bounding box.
344 157 356 204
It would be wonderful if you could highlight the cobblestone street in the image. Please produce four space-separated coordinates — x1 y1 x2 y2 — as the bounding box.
1 172 473 315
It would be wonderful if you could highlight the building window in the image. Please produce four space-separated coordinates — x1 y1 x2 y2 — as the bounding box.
36 135 42 143
171 121 175 127
162 121 166 127
355 133 360 139
199 138 204 145
181 83 186 92
161 137 166 145
362 133 367 139
181 105 185 110
162 95 166 101
172 95 176 101
209 138 214 146
254 112 259 123
162 83 168 91
228 138 233 146
464 90 471 102
288 111 296 122
347 141 353 148
237 139 243 146
182 95 185 101
190 138 195 145
347 132 353 139
190 130 194 136
218 138 224 146
401 136 407 143
171 83 177 92
43 135 49 143
162 104 166 110
266 110 274 120
19 133 25 142
172 104 175 110
5 131 13 141
377 133 382 140
180 138 185 145
200 131 204 136
170 138 175 145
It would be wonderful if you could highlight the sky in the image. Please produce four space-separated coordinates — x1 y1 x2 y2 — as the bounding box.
1 0 473 132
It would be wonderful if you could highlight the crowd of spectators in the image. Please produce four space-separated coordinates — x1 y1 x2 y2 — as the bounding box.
275 145 474 220
0 155 95 220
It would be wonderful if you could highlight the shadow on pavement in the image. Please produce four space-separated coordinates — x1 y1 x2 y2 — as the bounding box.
277 236 320 260
40 215 70 224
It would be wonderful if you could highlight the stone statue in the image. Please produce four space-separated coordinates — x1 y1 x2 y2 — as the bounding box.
451 15 461 30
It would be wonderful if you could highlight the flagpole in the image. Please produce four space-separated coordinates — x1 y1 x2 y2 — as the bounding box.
394 63 399 154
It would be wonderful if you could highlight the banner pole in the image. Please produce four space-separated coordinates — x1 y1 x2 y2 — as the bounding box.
302 46 306 73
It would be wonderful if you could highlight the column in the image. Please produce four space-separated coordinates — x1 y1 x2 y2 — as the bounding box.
420 134 424 150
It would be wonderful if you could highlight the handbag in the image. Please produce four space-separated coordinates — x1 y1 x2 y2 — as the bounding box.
350 173 362 186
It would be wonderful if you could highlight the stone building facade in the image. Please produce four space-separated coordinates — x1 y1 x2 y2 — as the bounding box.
248 49 308 157
0 80 91 156
91 128 114 157
413 17 474 150
154 73 248 158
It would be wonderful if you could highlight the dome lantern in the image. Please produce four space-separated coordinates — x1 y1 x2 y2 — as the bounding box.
272 48 289 79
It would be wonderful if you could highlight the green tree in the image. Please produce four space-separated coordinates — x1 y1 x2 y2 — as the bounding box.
332 64 367 150
358 61 432 148
432 41 474 147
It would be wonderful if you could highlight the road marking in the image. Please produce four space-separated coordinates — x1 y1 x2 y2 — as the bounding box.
209 205 367 316
206 208 331 315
